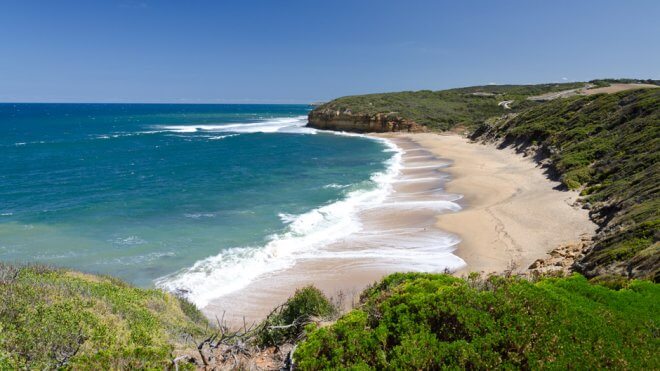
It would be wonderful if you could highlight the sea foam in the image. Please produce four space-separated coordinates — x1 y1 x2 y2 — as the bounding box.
155 135 404 307
154 116 313 135
155 125 465 308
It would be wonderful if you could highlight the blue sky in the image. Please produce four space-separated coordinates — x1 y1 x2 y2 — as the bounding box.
1 0 658 103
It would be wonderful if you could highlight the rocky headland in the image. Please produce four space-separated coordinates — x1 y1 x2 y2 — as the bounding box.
307 108 427 132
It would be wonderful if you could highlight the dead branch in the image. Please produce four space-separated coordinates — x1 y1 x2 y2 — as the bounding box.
195 311 260 367
53 328 86 368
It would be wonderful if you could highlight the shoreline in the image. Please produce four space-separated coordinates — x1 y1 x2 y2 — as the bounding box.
202 134 465 324
392 133 597 275
202 132 597 324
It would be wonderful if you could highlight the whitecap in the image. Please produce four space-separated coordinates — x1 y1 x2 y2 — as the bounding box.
207 134 240 140
153 116 314 135
184 213 216 219
112 236 147 246
111 251 176 265
278 213 298 224
323 183 349 189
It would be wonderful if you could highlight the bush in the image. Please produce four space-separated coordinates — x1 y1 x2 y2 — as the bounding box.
0 264 207 369
294 273 660 370
258 286 335 347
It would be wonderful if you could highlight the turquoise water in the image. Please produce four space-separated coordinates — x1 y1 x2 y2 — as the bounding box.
0 104 392 302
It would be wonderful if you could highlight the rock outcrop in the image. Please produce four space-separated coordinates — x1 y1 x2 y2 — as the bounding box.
307 109 427 133
526 235 593 277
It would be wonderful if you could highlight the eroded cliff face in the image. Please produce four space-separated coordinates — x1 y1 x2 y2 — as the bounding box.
307 109 427 133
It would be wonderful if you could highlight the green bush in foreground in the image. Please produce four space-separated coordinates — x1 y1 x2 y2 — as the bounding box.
295 273 660 370
258 286 336 347
0 263 208 369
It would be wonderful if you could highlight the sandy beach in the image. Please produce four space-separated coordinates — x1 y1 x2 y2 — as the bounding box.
204 133 596 324
396 133 597 275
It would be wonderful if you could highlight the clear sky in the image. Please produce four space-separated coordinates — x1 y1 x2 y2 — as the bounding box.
1 0 658 103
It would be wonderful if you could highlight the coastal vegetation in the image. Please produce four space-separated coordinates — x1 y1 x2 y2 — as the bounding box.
4 263 657 369
309 82 586 131
294 273 659 369
257 286 336 347
0 264 337 369
0 263 207 369
472 88 659 281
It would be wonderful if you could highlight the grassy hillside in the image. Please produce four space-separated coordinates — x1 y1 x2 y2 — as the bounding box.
6 264 655 369
295 273 660 369
314 82 586 131
472 88 659 281
0 263 208 369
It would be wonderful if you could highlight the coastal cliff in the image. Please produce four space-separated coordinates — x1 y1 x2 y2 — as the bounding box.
305 82 591 132
307 80 658 133
307 109 427 132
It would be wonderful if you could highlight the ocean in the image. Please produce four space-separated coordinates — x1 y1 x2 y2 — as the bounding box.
0 103 408 306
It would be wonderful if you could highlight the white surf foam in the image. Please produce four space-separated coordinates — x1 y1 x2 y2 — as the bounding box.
394 177 446 183
111 236 147 246
184 213 217 219
297 249 465 272
155 122 465 308
404 163 450 170
155 136 404 307
323 183 349 189
372 200 461 211
206 134 240 140
154 116 314 135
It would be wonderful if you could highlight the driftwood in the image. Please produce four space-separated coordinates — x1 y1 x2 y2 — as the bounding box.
193 312 260 368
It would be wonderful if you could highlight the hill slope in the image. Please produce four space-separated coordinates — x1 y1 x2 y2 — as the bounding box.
472 88 659 281
307 80 658 133
308 82 586 132
0 264 208 369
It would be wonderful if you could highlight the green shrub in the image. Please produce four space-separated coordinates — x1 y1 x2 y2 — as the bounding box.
590 274 632 290
258 286 335 347
295 273 660 370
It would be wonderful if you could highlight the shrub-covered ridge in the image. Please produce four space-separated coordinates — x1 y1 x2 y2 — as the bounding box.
310 82 587 131
295 273 660 370
472 88 659 281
